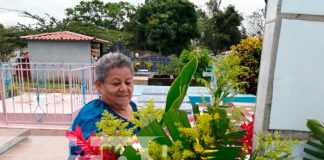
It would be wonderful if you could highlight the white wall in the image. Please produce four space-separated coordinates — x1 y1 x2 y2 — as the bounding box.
27 41 91 63
282 0 324 15
269 19 324 131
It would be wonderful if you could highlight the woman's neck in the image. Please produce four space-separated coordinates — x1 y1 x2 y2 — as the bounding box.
107 103 134 120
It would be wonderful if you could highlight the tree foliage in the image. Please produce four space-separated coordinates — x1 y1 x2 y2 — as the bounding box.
66 0 108 29
65 0 135 30
246 9 265 36
231 36 263 94
128 0 200 56
200 0 244 54
180 48 212 79
206 0 222 15
157 56 185 76
105 2 136 30
0 24 38 61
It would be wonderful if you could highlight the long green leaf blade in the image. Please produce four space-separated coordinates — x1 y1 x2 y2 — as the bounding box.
122 146 141 160
164 110 190 148
165 57 198 113
137 120 172 146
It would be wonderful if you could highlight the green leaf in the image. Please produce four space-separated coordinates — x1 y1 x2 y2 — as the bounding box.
178 110 191 128
137 120 172 146
307 119 324 134
164 111 181 142
215 141 243 146
249 149 259 160
192 104 200 116
312 134 324 145
164 110 190 148
224 130 246 139
209 108 230 137
304 147 324 159
304 119 324 159
165 57 198 113
307 119 324 144
307 140 324 152
122 146 141 160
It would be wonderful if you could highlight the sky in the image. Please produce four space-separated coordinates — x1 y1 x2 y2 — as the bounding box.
0 0 265 27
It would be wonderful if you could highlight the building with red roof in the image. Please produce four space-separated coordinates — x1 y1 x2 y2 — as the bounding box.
21 31 109 63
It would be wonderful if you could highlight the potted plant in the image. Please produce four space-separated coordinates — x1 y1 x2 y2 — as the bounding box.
145 60 153 71
134 59 141 71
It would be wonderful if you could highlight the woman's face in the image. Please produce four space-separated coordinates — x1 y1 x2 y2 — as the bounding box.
96 67 134 109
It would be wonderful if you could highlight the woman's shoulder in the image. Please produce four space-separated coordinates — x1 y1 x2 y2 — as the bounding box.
77 99 106 115
71 99 105 129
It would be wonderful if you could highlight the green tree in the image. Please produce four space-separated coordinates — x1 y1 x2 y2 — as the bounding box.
200 2 244 54
180 48 212 79
206 0 222 14
65 0 135 30
17 11 62 32
0 24 38 61
0 26 15 61
128 0 200 56
231 36 263 94
65 0 109 29
105 2 136 30
246 9 265 36
17 11 134 48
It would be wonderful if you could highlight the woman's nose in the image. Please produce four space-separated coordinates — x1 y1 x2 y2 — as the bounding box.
119 83 127 91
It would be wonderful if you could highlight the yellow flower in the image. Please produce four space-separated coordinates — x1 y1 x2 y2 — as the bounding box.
213 113 220 120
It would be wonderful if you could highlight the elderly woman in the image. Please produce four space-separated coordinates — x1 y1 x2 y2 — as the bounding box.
69 53 139 157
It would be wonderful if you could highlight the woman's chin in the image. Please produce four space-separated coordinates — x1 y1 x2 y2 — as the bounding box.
116 99 130 106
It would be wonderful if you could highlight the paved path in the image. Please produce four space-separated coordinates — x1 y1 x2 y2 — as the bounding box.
0 136 69 160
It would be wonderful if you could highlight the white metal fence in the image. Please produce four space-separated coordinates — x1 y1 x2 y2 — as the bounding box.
0 62 98 125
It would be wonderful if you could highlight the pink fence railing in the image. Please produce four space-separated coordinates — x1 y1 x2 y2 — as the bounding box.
0 62 98 125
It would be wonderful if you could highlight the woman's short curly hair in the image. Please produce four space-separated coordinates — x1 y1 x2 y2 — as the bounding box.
95 52 134 82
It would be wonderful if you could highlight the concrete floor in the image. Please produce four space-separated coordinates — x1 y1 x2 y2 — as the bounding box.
0 136 69 160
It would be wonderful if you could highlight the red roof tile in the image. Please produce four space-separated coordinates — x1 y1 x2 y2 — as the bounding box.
21 31 108 43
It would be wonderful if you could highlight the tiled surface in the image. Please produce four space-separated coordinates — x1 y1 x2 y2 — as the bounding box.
0 128 28 154
270 19 324 131
282 0 324 16
0 136 69 160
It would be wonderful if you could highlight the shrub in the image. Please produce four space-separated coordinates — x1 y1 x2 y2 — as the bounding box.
198 55 249 107
230 36 263 94
180 48 212 79
156 56 184 76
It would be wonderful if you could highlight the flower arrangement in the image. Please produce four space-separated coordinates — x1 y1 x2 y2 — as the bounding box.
241 114 254 155
66 125 119 160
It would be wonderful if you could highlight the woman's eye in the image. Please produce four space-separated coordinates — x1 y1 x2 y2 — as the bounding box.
112 83 120 86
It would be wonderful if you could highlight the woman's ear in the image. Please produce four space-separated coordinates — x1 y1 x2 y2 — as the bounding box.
95 80 102 94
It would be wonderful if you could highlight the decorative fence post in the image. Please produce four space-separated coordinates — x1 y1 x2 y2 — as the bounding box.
69 65 74 122
0 63 8 124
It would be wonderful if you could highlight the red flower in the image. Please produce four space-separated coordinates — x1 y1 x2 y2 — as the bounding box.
66 125 118 160
240 114 254 155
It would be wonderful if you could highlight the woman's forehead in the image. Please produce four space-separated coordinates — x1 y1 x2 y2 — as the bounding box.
105 67 133 78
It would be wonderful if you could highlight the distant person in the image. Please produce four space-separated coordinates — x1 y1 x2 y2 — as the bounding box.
68 52 139 159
